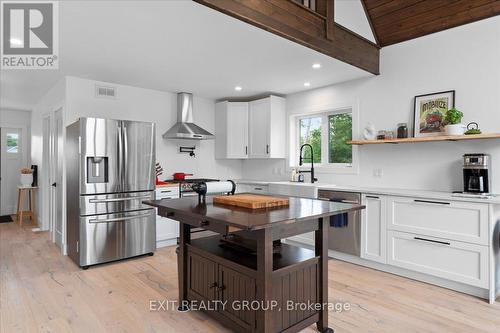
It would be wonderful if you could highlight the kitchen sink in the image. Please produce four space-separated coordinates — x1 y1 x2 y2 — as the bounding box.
268 182 319 198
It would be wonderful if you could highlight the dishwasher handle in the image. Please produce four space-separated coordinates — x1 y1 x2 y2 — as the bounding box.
340 199 360 204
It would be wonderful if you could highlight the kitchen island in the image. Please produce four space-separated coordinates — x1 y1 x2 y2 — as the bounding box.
144 195 364 333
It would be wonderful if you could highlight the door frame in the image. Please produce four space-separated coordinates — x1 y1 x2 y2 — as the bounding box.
0 123 28 215
42 114 52 237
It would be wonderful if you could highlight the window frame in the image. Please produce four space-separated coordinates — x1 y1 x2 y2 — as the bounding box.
289 102 359 175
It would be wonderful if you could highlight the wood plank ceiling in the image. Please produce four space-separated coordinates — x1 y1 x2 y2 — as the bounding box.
363 0 500 47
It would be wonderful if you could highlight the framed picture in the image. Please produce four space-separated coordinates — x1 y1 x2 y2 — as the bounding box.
413 90 455 137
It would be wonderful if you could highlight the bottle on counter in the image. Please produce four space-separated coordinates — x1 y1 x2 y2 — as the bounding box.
290 168 297 182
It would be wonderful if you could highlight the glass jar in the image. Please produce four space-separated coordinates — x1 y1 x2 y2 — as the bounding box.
377 130 386 140
397 123 408 138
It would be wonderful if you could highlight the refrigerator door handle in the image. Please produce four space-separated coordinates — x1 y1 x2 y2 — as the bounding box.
122 123 128 187
117 122 123 189
89 211 154 224
88 195 151 204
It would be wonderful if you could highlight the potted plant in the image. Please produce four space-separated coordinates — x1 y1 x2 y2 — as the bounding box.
444 108 465 135
20 168 33 187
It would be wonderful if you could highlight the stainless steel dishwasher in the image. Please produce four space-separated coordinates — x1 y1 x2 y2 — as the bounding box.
318 190 361 256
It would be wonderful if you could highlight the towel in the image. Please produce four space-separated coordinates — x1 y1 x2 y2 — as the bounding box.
329 198 348 228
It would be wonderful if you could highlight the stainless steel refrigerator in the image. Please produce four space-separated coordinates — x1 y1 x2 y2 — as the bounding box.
66 117 156 269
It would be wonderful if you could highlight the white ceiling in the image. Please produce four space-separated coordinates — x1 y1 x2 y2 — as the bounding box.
0 0 372 110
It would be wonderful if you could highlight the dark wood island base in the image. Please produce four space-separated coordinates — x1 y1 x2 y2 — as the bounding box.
144 196 364 333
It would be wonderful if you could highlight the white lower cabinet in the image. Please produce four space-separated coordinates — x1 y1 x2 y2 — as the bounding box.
387 196 489 245
361 194 387 264
155 186 180 248
387 230 488 288
236 184 269 194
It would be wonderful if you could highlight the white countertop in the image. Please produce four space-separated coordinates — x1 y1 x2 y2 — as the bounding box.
234 179 500 204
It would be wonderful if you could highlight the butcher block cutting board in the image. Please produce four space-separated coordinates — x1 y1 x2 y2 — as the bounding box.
213 194 289 209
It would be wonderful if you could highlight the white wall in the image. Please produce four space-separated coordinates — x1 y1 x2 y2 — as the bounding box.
65 77 243 180
242 17 500 193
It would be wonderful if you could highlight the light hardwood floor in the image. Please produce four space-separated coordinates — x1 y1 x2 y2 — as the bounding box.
1 221 499 333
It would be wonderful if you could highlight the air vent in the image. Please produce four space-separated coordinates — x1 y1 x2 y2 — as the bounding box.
95 85 116 99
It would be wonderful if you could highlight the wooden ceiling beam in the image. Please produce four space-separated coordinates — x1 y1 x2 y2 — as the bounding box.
194 0 380 75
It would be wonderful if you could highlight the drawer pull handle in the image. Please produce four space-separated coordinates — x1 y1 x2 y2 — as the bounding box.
414 237 450 246
89 211 153 223
200 220 210 227
89 195 151 203
254 187 263 191
160 190 172 193
341 199 359 204
366 195 379 199
414 199 450 205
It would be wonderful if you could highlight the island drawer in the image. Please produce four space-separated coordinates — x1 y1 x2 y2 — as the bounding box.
387 196 489 245
165 212 242 235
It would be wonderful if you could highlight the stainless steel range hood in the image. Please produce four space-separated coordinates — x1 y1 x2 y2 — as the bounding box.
162 92 215 140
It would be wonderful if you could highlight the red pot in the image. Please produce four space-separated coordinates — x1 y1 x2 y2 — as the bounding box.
172 172 193 181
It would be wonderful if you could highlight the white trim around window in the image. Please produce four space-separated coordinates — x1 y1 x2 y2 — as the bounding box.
288 100 360 174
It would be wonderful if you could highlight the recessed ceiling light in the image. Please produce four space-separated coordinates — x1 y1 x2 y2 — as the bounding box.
312 63 321 69
234 86 242 91
10 38 22 46
304 82 311 87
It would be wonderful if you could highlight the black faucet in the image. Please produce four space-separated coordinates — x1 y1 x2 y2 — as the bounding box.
298 143 318 184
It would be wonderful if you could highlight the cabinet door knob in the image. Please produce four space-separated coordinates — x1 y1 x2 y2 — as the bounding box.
217 285 226 292
209 282 218 289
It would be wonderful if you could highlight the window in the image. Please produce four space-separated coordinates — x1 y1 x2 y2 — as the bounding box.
6 133 19 153
329 113 352 164
299 116 322 163
295 109 354 170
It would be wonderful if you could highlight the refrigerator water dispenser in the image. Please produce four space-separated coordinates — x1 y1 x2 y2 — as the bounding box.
87 157 108 183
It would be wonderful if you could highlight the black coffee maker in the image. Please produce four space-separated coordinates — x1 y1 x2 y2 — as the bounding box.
463 154 491 194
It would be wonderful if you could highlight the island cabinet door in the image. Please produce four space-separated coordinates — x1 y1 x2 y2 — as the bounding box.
217 265 256 332
187 252 217 303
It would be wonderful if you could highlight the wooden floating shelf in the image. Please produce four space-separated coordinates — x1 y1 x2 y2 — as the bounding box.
348 133 500 145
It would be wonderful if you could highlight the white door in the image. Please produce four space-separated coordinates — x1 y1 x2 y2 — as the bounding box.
50 110 64 248
227 103 248 158
248 98 270 158
361 194 387 264
0 128 24 215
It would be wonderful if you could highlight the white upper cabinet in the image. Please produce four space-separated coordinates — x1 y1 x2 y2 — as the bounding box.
248 96 286 159
216 96 286 159
215 101 249 159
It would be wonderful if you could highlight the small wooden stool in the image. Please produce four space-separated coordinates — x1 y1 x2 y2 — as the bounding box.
16 186 37 227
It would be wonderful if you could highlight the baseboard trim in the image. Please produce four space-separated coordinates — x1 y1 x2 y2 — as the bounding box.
156 238 177 248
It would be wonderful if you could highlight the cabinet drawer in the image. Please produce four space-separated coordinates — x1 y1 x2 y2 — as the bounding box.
387 231 488 288
249 185 268 194
155 186 180 199
387 196 488 245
